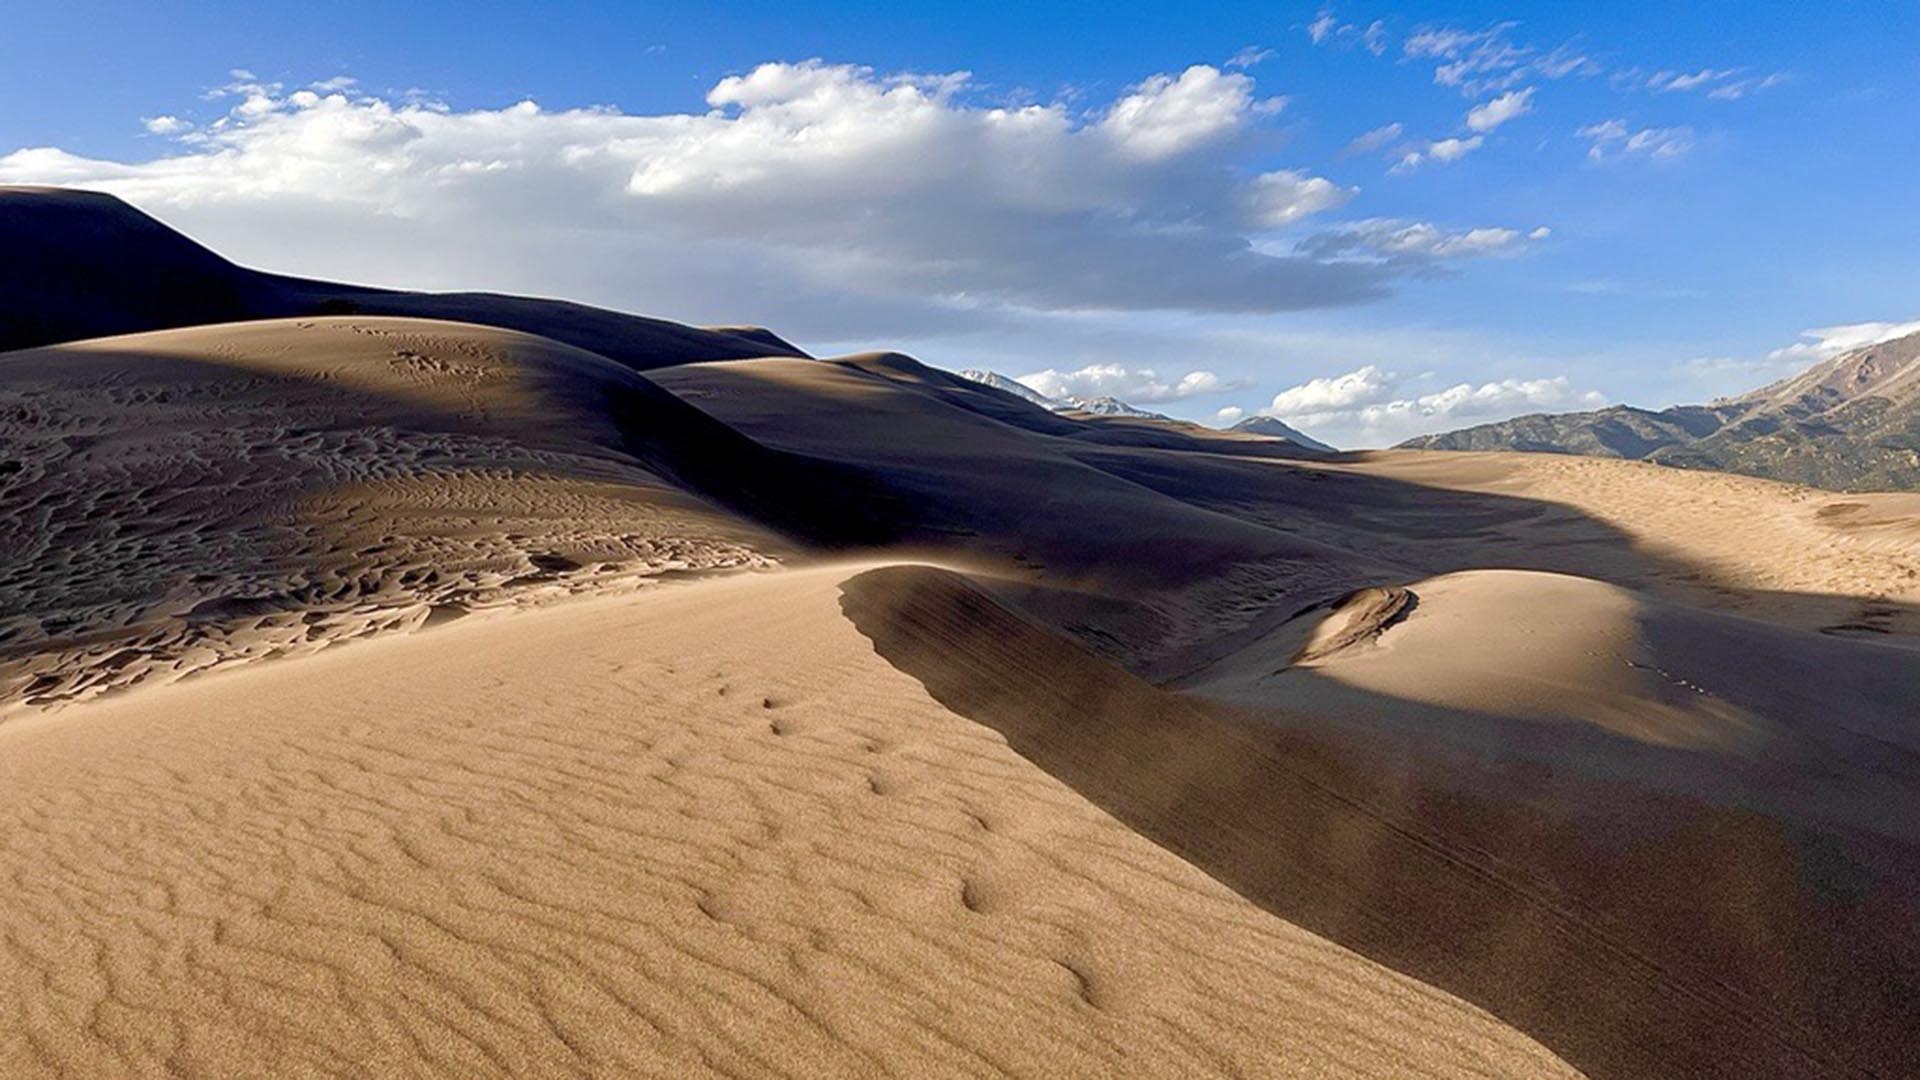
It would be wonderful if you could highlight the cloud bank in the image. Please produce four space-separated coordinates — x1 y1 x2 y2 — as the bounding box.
1252 362 1606 444
0 61 1542 341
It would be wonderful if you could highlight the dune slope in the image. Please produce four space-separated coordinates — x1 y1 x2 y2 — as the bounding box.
0 565 1577 1079
845 563 1920 1079
0 317 782 710
0 186 806 367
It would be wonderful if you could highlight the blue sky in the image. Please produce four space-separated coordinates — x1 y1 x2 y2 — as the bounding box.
3 1 1916 445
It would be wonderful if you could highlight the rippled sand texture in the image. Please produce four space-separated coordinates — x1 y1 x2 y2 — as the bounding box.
0 566 1576 1079
0 318 779 710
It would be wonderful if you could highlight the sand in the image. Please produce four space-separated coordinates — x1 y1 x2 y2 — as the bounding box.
0 564 1576 1079
0 317 781 711
1324 450 1920 640
6 192 1920 1078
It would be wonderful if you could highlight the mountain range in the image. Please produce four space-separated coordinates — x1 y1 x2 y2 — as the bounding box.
1401 331 1920 491
957 368 1336 450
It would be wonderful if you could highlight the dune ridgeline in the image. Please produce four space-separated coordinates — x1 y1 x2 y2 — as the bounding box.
3 185 1919 1079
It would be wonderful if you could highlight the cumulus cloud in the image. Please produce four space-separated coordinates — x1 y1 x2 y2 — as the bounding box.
0 60 1422 332
1340 121 1403 157
1214 405 1246 424
1101 65 1282 160
1244 169 1357 227
141 115 190 135
1015 364 1244 403
1265 364 1395 413
1578 119 1694 160
1465 86 1534 132
1259 363 1607 443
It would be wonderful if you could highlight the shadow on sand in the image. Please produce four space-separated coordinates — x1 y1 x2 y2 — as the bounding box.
841 564 1920 1080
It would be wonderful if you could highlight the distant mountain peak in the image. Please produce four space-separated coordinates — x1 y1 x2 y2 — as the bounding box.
1056 394 1167 419
1229 415 1337 452
1399 330 1920 491
951 369 1341 448
956 369 1058 409
953 369 1166 419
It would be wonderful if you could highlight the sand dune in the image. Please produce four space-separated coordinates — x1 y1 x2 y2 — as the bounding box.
0 317 781 711
1326 450 1920 640
0 564 1577 1078
846 563 1920 1079
6 192 1920 1078
0 186 805 367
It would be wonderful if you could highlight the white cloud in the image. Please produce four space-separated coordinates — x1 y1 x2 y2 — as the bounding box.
1245 169 1357 227
1465 86 1534 132
1340 121 1403 157
1265 364 1395 414
1389 134 1483 171
1299 217 1547 260
1707 72 1787 100
1404 23 1599 96
1428 135 1483 162
1627 67 1783 100
1673 318 1920 401
1767 319 1920 365
1 60 1410 329
1578 119 1694 160
1261 363 1607 443
1225 46 1274 70
1307 10 1388 54
1215 405 1246 424
1307 9 1339 44
141 115 190 135
1016 364 1244 403
1648 68 1732 93
1100 65 1281 160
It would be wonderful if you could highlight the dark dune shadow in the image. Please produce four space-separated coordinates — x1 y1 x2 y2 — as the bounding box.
666 356 1920 665
0 326 906 706
0 186 808 367
841 565 1920 1079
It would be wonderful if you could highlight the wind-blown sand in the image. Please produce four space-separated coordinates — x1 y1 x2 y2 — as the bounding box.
6 191 1920 1078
